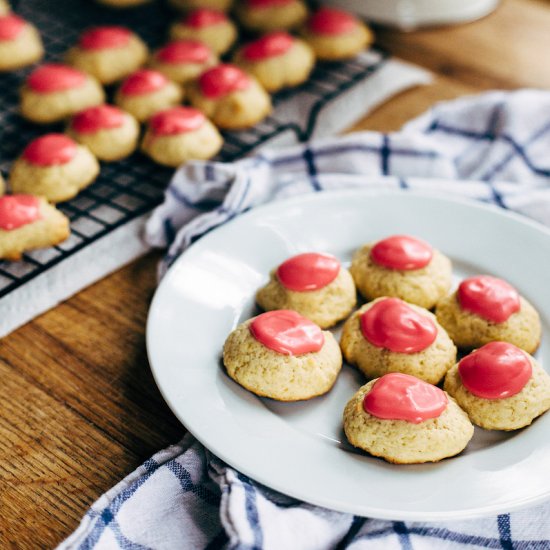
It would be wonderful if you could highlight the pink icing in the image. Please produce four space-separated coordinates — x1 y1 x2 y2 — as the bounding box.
363 373 448 424
149 107 205 136
458 342 532 399
27 64 87 93
309 7 358 36
156 40 212 64
71 105 125 134
360 298 437 354
249 310 324 355
184 9 228 28
198 64 251 99
276 253 340 292
23 134 77 166
0 195 42 231
0 14 26 41
79 26 132 50
370 235 433 271
120 69 168 95
242 32 294 61
458 275 521 323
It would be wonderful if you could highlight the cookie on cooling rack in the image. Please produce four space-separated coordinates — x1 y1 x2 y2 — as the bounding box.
0 195 70 261
444 342 550 431
350 235 452 309
301 7 373 61
256 252 356 328
341 297 456 385
10 134 100 203
141 106 222 167
149 40 217 85
65 26 148 85
343 373 474 464
187 64 271 130
435 275 541 354
167 0 233 12
235 0 308 32
20 63 105 124
0 13 43 71
114 69 183 123
233 32 315 93
223 309 342 401
169 9 237 55
67 104 140 162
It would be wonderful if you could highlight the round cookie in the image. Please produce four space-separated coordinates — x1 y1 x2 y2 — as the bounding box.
65 26 148 85
256 252 356 328
169 9 237 55
301 7 373 61
167 0 233 12
114 69 183 122
95 0 153 6
341 297 456 385
67 104 139 162
141 106 222 167
233 32 315 93
187 64 271 130
0 1 9 15
235 0 308 33
444 342 550 431
10 134 100 203
343 373 474 464
435 275 541 354
223 309 342 401
149 39 217 85
0 13 43 71
0 195 70 261
350 235 452 309
20 63 105 124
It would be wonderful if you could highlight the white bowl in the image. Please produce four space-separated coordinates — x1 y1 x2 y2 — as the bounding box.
322 0 499 30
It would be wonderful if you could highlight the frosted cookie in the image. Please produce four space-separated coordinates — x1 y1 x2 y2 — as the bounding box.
341 297 456 385
350 235 452 309
114 69 183 122
167 0 233 12
141 106 222 167
343 373 474 464
66 26 148 85
20 64 105 124
0 195 70 260
0 14 43 71
301 7 373 61
444 342 550 431
235 0 308 32
10 134 100 203
67 104 139 162
149 40 217 85
187 64 271 130
256 252 356 328
223 309 342 401
233 32 314 93
169 9 237 55
95 0 152 6
435 275 541 354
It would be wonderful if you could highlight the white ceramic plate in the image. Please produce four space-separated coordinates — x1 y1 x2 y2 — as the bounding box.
147 190 550 521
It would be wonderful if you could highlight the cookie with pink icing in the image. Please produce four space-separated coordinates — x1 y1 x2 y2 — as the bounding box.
235 0 308 32
0 13 43 71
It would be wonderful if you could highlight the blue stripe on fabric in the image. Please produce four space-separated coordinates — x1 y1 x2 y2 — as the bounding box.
498 514 514 550
303 146 322 191
110 519 152 550
335 516 368 550
163 218 176 245
168 185 223 211
398 178 409 189
165 460 220 506
236 472 263 550
381 135 391 175
394 521 413 550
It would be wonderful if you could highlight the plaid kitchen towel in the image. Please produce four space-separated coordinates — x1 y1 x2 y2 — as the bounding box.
61 89 550 549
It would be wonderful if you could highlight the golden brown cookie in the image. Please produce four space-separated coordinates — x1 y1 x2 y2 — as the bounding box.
0 1 10 15
235 0 308 32
0 13 43 71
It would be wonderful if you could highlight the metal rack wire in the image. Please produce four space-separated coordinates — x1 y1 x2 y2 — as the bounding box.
0 0 387 299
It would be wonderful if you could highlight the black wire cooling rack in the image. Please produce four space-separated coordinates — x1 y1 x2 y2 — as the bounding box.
0 0 388 299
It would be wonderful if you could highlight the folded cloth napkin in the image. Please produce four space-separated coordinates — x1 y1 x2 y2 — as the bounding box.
60 89 550 549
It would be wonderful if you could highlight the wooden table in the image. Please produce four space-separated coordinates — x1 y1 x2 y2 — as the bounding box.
3 0 550 546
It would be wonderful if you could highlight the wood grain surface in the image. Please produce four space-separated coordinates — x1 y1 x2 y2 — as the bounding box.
2 0 549 546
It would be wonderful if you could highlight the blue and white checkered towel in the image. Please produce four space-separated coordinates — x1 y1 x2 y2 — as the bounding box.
61 90 550 549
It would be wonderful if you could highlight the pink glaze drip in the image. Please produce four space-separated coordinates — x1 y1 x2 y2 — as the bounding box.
23 134 77 166
363 373 448 423
71 105 125 134
198 64 251 98
458 275 521 323
184 9 227 28
249 310 324 355
149 106 205 136
247 0 294 7
242 32 294 61
27 64 87 93
360 298 437 354
120 69 168 95
0 14 26 41
276 252 340 292
458 342 532 399
79 26 132 50
156 40 212 64
370 235 433 271
309 8 358 36
0 195 42 231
